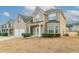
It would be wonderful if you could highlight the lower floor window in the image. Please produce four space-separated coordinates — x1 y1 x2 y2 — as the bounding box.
48 30 54 34
47 25 59 34
55 29 58 33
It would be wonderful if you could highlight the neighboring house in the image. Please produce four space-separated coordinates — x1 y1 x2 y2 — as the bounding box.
66 24 73 32
0 19 14 36
67 22 79 32
0 25 2 33
30 7 66 37
72 23 79 32
14 14 32 36
0 25 1 32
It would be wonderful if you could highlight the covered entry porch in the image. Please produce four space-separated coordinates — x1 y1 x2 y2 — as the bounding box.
30 24 44 37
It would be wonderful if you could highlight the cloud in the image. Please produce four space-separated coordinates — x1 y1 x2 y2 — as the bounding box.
24 6 36 11
3 12 10 16
24 6 56 11
40 6 56 11
66 10 79 16
75 6 79 9
64 10 79 24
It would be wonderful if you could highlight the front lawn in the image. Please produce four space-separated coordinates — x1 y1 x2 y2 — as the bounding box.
0 36 78 52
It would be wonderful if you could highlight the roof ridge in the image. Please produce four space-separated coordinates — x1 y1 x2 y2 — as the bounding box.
17 14 32 23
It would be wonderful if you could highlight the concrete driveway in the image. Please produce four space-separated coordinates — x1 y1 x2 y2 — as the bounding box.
0 36 18 41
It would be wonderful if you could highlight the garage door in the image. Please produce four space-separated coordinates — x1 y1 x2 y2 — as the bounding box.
14 29 25 36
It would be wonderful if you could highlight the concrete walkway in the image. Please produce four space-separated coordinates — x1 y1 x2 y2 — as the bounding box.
0 36 18 41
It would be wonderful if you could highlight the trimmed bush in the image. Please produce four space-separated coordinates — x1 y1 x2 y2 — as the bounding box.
42 33 60 38
77 31 79 35
54 34 60 37
0 32 1 36
63 34 69 36
22 33 31 37
1 32 8 36
42 33 53 37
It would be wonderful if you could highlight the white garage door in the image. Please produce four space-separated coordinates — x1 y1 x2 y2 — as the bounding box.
14 29 25 36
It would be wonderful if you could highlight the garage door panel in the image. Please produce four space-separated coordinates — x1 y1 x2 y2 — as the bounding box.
14 29 25 36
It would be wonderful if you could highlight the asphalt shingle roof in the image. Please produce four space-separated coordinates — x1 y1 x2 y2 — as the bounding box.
47 20 60 23
18 14 32 23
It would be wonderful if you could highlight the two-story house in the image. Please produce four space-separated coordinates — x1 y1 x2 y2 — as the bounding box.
1 19 14 36
29 7 66 37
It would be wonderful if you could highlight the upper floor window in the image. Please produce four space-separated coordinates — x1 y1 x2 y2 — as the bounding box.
2 25 4 28
2 25 6 28
48 13 56 20
33 15 42 22
8 24 12 27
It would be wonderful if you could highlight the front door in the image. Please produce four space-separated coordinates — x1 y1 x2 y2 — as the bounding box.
33 26 42 37
35 27 39 36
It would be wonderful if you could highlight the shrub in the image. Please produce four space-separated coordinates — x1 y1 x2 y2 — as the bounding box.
22 33 31 37
42 33 53 37
54 34 60 37
1 32 8 36
77 31 79 35
63 34 69 36
0 32 1 36
42 33 60 38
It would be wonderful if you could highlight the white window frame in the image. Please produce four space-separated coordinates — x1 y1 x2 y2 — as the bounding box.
55 26 59 34
47 25 54 34
48 13 56 20
33 15 42 22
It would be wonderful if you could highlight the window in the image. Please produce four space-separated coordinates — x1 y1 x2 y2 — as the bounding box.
2 25 6 28
47 25 54 34
55 26 59 34
33 15 42 22
47 24 59 34
55 29 58 33
2 30 3 32
48 13 56 20
48 30 54 34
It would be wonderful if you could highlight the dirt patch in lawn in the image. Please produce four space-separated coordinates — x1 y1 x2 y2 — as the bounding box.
0 36 79 53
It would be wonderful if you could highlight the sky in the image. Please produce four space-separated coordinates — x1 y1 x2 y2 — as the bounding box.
0 6 79 25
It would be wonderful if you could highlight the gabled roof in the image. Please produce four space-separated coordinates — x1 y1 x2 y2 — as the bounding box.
32 6 56 15
32 6 45 15
47 20 60 23
18 14 33 23
44 9 59 14
32 6 66 20
39 6 56 11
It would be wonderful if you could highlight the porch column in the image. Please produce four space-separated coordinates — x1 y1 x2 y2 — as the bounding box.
43 23 46 33
29 25 30 33
8 29 9 36
39 24 41 37
54 25 56 34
